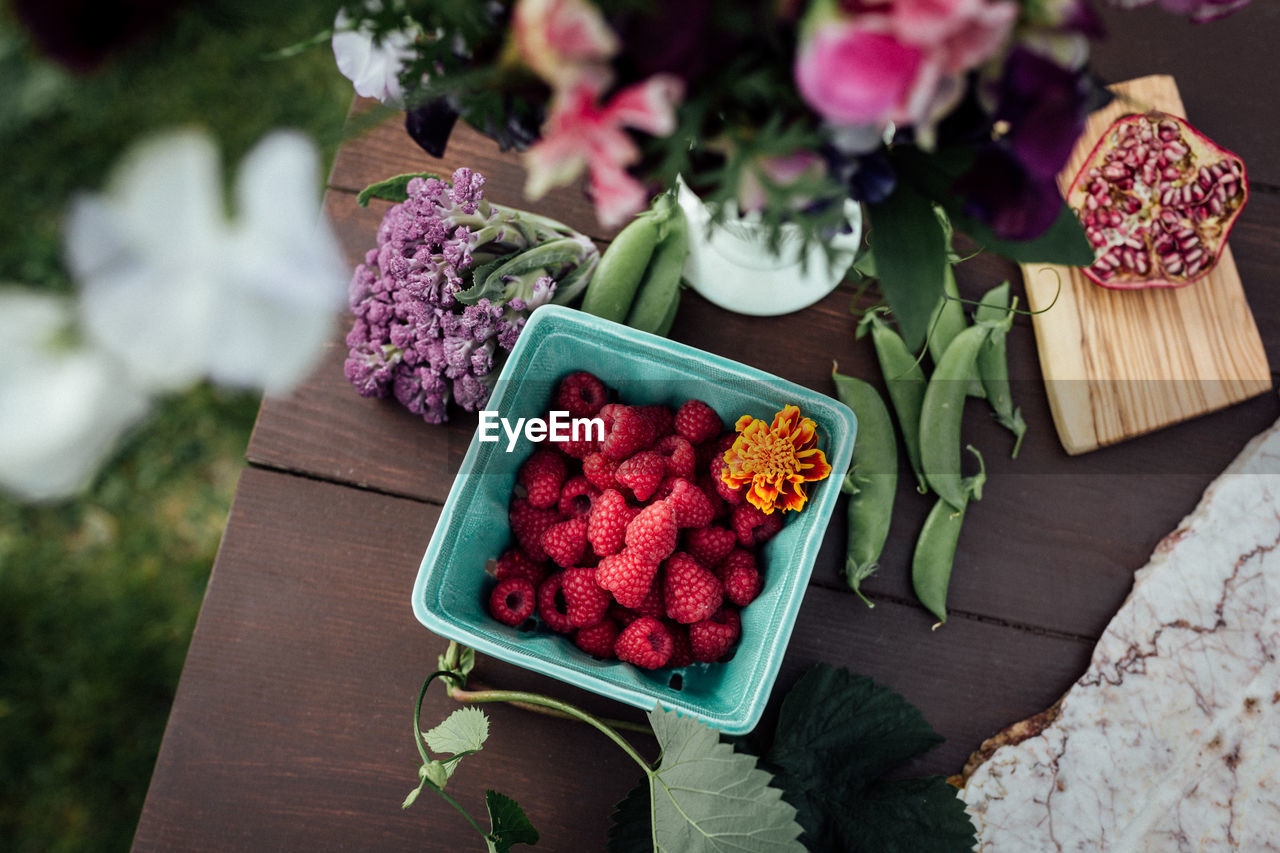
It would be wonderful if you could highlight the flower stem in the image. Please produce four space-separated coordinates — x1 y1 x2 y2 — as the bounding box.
447 685 653 774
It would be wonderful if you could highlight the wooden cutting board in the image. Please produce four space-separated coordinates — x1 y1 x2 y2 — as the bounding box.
1021 75 1271 455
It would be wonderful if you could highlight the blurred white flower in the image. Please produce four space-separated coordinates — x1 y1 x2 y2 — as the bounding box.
332 4 421 107
65 127 347 395
0 288 150 502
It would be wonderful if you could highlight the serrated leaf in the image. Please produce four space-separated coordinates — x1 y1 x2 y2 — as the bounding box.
768 664 942 796
425 707 489 756
763 664 974 852
606 779 655 853
840 777 976 853
484 789 539 852
355 171 440 207
865 185 948 352
648 706 805 852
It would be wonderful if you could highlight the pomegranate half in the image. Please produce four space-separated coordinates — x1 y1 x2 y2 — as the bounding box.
1066 112 1248 289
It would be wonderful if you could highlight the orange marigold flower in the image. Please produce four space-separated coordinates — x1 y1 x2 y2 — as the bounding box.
720 404 832 514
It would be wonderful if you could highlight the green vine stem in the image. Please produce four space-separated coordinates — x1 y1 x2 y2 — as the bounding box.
410 672 489 839
445 685 652 773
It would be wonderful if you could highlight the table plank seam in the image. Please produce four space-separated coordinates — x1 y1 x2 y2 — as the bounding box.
242 457 448 510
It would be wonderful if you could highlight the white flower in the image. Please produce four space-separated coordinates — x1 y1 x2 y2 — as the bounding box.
0 288 150 502
65 127 347 395
332 5 421 107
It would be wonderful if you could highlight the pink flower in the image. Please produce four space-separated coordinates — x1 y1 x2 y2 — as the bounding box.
796 0 1017 130
512 0 619 86
737 151 827 212
524 72 684 227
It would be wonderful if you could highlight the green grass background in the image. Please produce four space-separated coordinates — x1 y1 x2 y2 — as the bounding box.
0 2 354 849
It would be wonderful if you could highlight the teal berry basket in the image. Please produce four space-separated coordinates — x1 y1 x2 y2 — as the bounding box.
412 304 856 735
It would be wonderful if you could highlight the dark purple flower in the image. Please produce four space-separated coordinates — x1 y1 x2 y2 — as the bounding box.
953 146 1065 242
405 98 461 158
993 48 1090 180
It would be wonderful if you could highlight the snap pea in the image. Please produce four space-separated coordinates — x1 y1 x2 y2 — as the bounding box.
857 310 927 494
832 368 898 608
580 198 667 322
626 201 688 335
912 446 985 627
974 282 1026 458
927 266 985 398
918 323 991 509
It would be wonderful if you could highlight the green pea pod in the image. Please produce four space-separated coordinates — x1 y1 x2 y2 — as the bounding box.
912 446 985 626
831 368 898 608
974 282 1026 459
580 205 664 322
626 202 688 335
857 310 927 494
918 323 991 509
927 266 985 398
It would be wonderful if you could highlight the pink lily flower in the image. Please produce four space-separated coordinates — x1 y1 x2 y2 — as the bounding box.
524 72 684 227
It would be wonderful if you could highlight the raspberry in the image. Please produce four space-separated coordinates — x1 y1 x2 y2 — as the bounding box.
615 450 666 502
624 501 678 564
561 566 612 627
689 607 741 662
554 371 608 418
488 577 536 627
683 526 736 568
573 619 618 658
717 547 757 581
709 456 746 506
614 617 674 669
542 517 588 568
652 435 696 479
721 551 762 606
582 452 621 491
587 489 634 557
629 577 666 620
674 399 722 445
696 475 728 520
537 574 574 633
518 448 567 509
558 475 600 520
494 548 549 585
666 623 693 668
663 553 723 624
600 405 656 460
664 478 715 528
637 404 675 438
697 431 737 469
732 503 784 547
509 498 559 562
596 549 660 609
551 434 598 460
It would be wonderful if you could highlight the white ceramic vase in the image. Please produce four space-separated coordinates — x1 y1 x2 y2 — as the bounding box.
674 176 863 317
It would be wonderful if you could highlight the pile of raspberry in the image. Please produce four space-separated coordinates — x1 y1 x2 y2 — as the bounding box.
486 371 785 671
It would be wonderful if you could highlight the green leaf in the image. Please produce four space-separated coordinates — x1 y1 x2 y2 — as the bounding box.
948 202 1093 267
484 789 540 853
768 665 942 801
605 779 654 853
865 185 948 352
763 664 974 852
840 777 977 853
355 171 441 207
425 707 489 756
402 785 422 809
647 706 806 852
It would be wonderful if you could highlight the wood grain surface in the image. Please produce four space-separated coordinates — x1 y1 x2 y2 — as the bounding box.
1023 75 1271 455
137 4 1280 850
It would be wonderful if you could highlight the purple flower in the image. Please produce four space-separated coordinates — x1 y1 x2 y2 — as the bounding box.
954 146 1065 241
992 48 1090 180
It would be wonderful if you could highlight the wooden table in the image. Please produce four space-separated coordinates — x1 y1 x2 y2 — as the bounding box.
133 5 1280 850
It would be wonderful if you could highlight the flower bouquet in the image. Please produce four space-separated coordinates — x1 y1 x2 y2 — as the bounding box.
334 0 1249 348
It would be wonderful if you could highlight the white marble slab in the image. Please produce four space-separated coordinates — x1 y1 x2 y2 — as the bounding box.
962 415 1280 851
